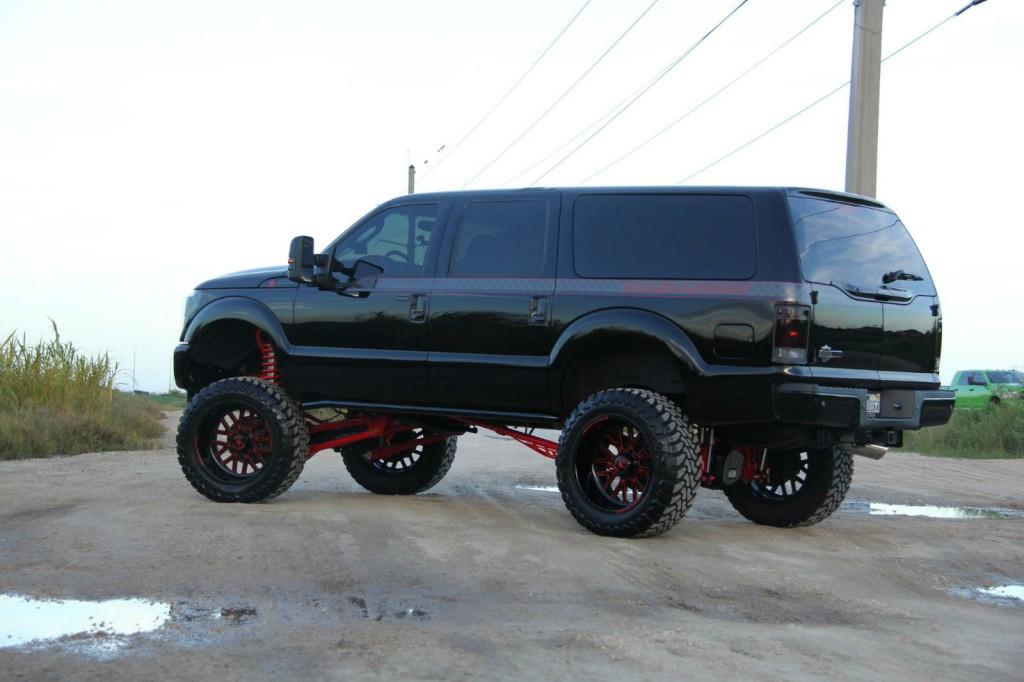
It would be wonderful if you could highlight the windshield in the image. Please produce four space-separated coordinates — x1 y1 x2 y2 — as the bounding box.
789 197 935 296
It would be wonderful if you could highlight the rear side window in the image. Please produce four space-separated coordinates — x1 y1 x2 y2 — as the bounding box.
789 197 935 295
572 194 756 279
450 201 549 277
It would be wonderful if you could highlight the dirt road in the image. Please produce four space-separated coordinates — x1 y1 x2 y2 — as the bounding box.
1 413 1022 680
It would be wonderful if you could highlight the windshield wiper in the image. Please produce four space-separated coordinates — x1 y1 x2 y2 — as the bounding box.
882 269 923 284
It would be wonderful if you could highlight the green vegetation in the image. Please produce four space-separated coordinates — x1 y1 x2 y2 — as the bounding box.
0 324 165 460
903 401 1024 459
134 390 188 410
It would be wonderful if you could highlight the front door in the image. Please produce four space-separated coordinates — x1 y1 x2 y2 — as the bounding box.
427 191 561 413
290 199 451 405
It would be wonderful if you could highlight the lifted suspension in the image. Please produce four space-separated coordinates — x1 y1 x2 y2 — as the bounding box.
253 329 762 472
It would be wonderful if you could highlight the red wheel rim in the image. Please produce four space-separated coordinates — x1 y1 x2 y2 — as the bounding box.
367 429 424 474
199 407 272 478
576 417 652 514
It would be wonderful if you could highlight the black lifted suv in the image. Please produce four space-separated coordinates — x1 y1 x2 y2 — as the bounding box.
174 187 954 538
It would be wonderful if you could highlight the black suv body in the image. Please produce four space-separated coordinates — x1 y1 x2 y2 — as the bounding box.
176 186 951 443
172 186 953 537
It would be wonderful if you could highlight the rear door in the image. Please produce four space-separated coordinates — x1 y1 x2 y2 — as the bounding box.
427 190 560 411
788 194 938 379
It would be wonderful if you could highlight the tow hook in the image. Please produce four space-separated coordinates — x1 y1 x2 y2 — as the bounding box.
848 444 888 460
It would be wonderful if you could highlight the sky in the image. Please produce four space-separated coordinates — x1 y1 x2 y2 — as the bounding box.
1 0 1021 391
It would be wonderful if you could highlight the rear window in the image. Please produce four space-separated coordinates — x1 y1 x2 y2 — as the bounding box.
789 197 935 295
572 194 756 279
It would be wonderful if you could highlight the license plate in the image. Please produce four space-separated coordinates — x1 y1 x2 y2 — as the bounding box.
867 392 881 415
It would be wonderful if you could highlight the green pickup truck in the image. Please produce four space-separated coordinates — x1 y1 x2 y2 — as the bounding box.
950 370 1024 408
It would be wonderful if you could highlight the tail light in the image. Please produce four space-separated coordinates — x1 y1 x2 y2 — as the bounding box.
773 304 810 364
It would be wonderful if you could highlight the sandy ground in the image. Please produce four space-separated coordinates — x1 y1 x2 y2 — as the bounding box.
1 412 1022 681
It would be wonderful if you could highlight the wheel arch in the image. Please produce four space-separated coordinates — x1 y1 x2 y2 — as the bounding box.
549 308 706 416
178 297 291 394
183 296 291 350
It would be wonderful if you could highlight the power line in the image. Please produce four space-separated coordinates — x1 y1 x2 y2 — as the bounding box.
531 0 751 185
501 78 648 186
461 0 662 189
419 0 592 181
579 0 844 184
677 3 984 184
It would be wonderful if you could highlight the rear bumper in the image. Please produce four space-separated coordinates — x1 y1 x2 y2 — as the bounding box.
775 383 955 430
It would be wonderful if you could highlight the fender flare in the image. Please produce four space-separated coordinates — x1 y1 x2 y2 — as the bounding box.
183 296 293 353
547 309 710 412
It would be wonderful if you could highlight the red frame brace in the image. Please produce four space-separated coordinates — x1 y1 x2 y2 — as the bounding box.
302 413 561 460
459 420 558 459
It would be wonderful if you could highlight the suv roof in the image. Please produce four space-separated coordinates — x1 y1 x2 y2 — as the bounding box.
394 186 889 210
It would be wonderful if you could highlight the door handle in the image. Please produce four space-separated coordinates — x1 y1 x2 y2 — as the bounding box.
409 294 428 322
528 296 550 325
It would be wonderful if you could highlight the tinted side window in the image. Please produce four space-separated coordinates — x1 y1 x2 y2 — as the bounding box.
450 201 549 277
789 197 935 295
572 194 756 279
334 204 439 276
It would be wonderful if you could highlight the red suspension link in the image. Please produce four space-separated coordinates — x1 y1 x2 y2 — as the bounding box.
303 413 460 459
460 420 559 459
254 330 280 384
299 412 561 462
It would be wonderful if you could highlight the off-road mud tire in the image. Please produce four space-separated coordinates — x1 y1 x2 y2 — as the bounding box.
723 447 853 527
342 435 457 495
177 377 308 503
556 388 702 538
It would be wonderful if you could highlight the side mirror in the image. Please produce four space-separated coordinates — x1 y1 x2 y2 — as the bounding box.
287 236 315 284
352 259 384 288
338 258 384 297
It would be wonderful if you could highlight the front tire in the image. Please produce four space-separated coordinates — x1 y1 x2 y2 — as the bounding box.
556 389 702 538
723 447 852 527
176 377 308 503
341 429 457 495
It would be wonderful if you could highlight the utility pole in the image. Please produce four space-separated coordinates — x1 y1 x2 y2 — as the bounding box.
407 164 416 194
845 0 884 198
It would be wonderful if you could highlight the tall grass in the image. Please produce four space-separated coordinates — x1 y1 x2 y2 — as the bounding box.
0 323 164 459
903 401 1024 459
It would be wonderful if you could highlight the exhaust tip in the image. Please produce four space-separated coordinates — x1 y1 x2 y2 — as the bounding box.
848 444 888 460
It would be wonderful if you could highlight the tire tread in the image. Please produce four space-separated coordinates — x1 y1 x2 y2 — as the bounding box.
176 377 308 503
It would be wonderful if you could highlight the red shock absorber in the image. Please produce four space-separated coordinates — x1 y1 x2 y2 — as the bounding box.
254 330 280 384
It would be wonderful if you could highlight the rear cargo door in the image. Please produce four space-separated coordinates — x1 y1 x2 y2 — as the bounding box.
788 194 938 377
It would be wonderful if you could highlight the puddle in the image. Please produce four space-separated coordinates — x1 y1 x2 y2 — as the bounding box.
0 594 170 649
514 485 559 493
347 595 430 621
844 500 1024 520
953 584 1024 606
217 606 258 624
977 585 1024 601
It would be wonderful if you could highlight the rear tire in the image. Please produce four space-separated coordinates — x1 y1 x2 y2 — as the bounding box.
342 430 457 495
176 377 308 503
556 388 702 538
723 447 852 527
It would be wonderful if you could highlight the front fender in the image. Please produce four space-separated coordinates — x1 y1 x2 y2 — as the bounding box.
182 296 292 353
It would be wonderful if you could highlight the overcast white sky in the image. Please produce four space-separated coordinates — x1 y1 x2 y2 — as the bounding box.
1 0 1021 391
